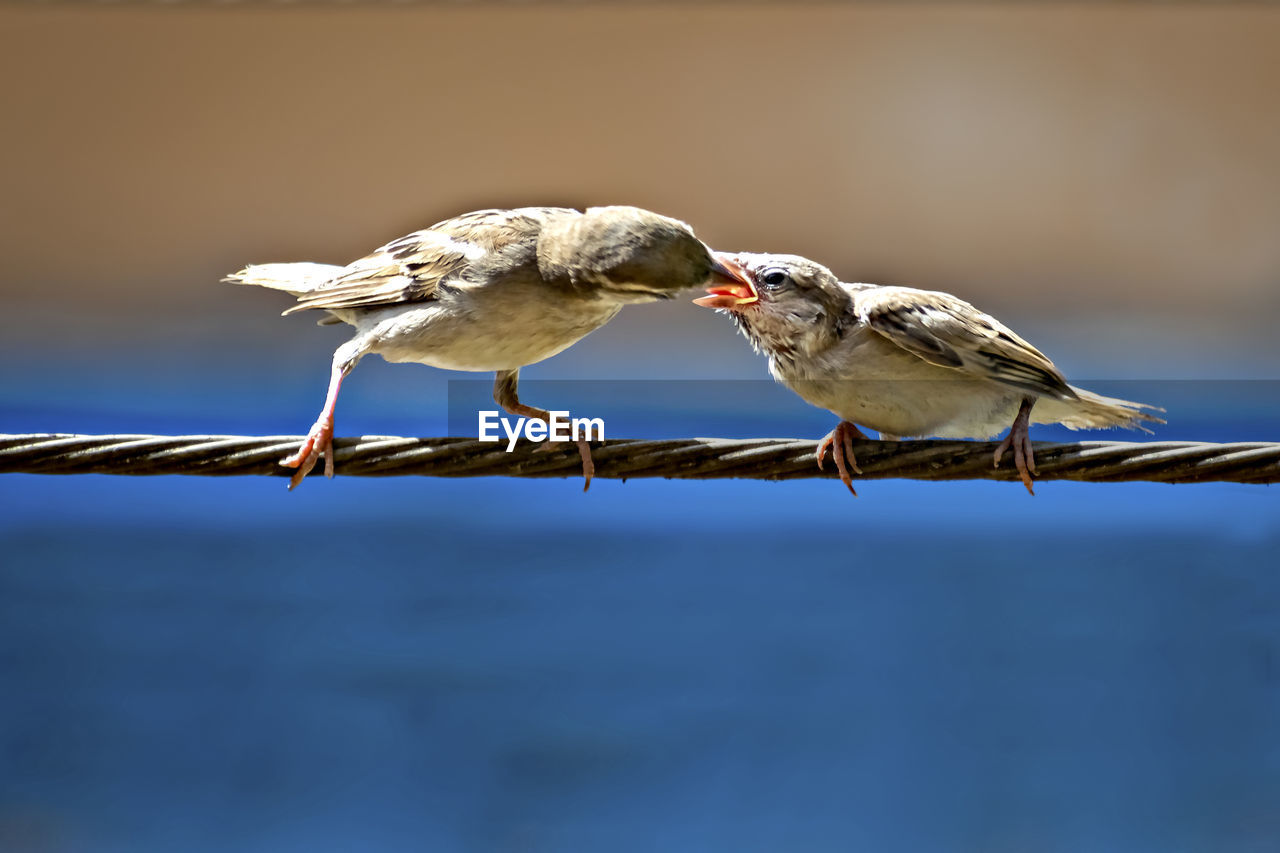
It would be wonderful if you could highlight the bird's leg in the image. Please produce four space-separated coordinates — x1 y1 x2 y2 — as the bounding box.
280 340 365 490
816 421 869 496
493 369 594 491
279 365 345 489
993 396 1037 495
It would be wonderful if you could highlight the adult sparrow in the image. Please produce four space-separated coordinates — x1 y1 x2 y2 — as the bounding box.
694 252 1162 495
228 205 751 490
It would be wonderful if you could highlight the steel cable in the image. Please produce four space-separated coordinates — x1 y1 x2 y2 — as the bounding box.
1 433 1276 485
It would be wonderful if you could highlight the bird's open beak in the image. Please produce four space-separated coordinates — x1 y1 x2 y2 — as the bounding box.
694 253 758 310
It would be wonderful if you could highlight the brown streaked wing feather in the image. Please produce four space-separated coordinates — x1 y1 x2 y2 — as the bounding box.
284 208 576 315
283 233 462 314
425 206 577 245
855 286 1076 400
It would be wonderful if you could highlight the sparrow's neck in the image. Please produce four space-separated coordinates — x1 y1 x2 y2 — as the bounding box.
535 213 706 302
735 298 850 373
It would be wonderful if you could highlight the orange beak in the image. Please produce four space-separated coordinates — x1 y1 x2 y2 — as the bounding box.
693 254 758 310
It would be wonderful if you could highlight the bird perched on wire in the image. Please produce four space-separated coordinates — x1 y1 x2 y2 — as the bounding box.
228 205 751 490
693 252 1163 495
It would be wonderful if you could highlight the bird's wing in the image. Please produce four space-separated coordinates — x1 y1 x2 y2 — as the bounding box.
854 286 1076 400
283 207 577 315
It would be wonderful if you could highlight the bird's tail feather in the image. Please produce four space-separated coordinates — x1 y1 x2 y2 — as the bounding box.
223 262 343 297
1043 386 1166 433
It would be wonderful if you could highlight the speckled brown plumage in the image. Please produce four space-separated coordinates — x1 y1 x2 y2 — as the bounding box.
227 205 750 490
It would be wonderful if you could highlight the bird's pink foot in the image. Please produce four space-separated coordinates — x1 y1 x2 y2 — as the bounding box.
993 397 1037 495
492 371 595 492
816 421 869 496
280 416 334 490
534 437 594 490
529 432 595 491
576 437 594 492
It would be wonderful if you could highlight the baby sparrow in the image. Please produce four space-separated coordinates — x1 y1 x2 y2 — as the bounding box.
228 205 750 490
694 252 1163 495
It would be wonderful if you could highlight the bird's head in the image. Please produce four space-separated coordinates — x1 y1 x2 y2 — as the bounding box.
538 206 754 302
694 252 852 362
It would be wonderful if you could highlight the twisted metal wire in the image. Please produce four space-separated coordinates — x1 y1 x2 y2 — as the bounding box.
0 433 1276 485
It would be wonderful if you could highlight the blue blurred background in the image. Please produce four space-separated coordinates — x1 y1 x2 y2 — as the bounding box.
2 3 1278 852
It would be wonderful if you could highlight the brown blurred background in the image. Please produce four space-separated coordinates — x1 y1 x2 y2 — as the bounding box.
2 2 1278 377
2 13 1279 850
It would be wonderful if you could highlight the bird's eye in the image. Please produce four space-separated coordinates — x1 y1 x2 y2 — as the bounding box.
760 270 792 290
